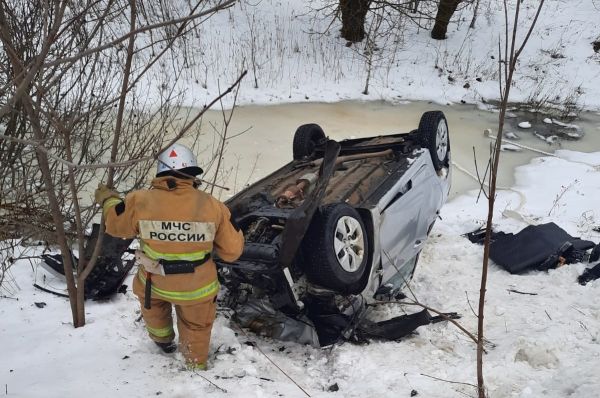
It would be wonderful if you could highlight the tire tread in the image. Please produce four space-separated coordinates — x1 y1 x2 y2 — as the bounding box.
417 111 449 171
302 203 368 294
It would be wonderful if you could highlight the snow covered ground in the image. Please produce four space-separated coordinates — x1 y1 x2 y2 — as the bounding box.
2 150 600 398
160 0 600 111
2 0 600 396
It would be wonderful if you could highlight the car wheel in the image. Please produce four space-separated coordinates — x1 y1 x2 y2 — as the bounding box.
417 111 450 171
302 203 369 294
293 123 325 160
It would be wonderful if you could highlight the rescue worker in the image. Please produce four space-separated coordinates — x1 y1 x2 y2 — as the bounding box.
94 143 244 370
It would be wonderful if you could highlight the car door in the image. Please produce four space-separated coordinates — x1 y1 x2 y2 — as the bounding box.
378 157 439 285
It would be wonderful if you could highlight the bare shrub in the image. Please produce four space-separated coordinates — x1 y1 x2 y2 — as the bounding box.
0 0 239 327
475 1 546 396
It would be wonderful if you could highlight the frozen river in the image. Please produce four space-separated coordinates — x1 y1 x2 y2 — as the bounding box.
179 101 600 199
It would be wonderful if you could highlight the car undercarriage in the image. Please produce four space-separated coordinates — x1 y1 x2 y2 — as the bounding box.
217 111 452 345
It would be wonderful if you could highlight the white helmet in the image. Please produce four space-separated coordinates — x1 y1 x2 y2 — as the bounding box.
156 143 203 177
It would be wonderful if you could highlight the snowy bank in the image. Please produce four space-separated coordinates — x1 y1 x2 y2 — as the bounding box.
153 0 600 111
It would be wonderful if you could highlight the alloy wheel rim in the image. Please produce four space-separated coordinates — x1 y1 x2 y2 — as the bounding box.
333 216 365 272
436 120 448 161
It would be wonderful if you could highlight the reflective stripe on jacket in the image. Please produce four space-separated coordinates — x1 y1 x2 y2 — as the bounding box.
137 270 220 301
139 241 210 262
104 176 244 304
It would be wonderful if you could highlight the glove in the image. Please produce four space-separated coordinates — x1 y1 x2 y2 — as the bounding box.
94 183 119 205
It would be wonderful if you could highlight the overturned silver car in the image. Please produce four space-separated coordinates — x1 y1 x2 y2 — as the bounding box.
217 111 452 346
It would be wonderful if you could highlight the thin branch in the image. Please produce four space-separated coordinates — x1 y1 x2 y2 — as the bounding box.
477 1 546 396
210 76 242 195
381 251 481 348
41 0 237 68
420 373 477 388
469 0 480 29
226 126 253 141
33 283 69 298
399 300 482 349
465 291 478 318
234 322 311 397
0 1 69 119
515 1 546 58
189 369 227 393
473 146 489 201
0 71 248 173
506 289 537 296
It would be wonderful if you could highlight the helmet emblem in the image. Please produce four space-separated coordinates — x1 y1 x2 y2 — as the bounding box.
169 150 178 158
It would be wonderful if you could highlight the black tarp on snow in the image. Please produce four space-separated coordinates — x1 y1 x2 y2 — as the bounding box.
472 222 596 274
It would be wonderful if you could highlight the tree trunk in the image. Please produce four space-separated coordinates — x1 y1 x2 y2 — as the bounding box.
411 0 420 14
469 0 481 29
340 0 371 43
431 0 461 40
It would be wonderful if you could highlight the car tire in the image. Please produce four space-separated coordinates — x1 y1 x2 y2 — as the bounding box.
302 203 369 294
417 111 450 171
293 124 325 160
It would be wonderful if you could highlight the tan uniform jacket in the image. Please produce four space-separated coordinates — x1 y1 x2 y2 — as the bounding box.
103 176 244 305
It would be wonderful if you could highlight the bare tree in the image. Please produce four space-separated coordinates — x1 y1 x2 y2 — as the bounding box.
352 6 389 95
340 0 373 42
325 0 470 43
0 0 239 327
431 0 462 39
475 1 546 396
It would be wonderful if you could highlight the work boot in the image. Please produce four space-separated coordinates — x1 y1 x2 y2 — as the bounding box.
155 341 177 353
